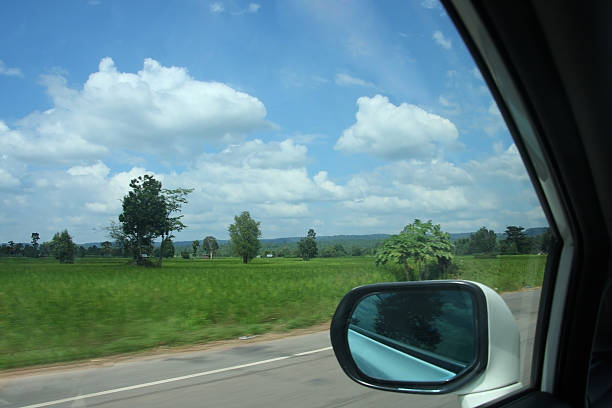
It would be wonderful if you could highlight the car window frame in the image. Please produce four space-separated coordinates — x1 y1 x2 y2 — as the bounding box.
442 1 611 407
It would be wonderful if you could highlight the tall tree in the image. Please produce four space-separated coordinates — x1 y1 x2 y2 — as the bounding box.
376 219 454 280
203 236 219 259
228 211 261 264
119 175 166 264
192 240 200 257
118 175 191 266
298 228 318 260
31 232 40 257
504 225 529 254
157 187 192 267
50 230 77 264
162 238 175 258
469 227 497 254
107 221 131 257
101 241 112 256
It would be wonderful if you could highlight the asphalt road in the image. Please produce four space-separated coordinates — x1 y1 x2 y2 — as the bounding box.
0 289 540 408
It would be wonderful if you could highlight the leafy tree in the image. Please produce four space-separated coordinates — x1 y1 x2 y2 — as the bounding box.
298 228 318 260
22 244 36 258
118 175 191 266
320 246 336 258
469 227 497 254
8 240 15 256
107 221 131 257
203 236 219 259
351 246 363 256
101 241 112 256
50 230 77 263
78 246 87 258
373 292 443 352
228 211 261 264
31 232 40 257
157 187 192 266
154 238 175 258
119 175 166 264
504 226 529 254
163 238 175 258
333 243 347 256
454 237 470 255
192 240 200 257
376 219 454 281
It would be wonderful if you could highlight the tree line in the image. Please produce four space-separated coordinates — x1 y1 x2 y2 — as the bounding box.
0 174 552 266
454 226 552 256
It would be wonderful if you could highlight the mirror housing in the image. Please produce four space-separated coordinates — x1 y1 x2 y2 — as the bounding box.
330 281 521 403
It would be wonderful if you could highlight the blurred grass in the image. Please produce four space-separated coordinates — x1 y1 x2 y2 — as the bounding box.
0 257 394 369
451 255 547 292
0 255 546 369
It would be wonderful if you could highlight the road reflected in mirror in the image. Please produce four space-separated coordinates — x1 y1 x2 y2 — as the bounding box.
348 289 478 383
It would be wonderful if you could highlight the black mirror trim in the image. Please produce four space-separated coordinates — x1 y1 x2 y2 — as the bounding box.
330 280 489 394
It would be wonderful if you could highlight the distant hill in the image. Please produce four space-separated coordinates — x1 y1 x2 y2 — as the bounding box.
449 227 549 242
79 229 548 248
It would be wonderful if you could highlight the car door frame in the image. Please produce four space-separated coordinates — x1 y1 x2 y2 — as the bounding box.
441 0 612 407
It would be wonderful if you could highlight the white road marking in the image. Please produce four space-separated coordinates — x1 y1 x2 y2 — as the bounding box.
16 346 333 408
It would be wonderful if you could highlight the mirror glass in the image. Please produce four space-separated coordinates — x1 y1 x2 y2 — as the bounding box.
348 288 478 383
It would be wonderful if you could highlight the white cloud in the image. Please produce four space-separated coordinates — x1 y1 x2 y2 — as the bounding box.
438 95 461 115
248 3 261 13
0 168 20 189
384 159 473 189
421 0 440 9
468 143 529 182
334 73 374 88
215 138 308 169
335 95 459 160
433 30 452 50
342 185 469 214
67 161 110 178
0 60 23 77
2 58 268 164
256 202 309 218
209 2 224 14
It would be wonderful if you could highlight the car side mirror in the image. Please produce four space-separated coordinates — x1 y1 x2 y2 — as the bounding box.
330 281 523 406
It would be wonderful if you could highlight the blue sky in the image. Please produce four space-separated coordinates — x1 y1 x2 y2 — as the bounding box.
0 0 546 243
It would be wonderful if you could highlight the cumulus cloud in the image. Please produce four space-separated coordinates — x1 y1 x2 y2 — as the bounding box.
2 58 268 164
342 185 469 214
433 30 452 50
334 73 374 88
468 143 529 182
0 60 23 77
384 159 473 189
335 95 459 160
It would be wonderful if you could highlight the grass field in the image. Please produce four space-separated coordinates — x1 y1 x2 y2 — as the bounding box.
0 255 546 369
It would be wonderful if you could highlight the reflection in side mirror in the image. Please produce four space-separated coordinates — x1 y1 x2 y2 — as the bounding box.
348 289 477 383
330 281 490 394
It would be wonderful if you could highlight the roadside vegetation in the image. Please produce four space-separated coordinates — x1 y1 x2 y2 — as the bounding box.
0 255 545 370
0 175 551 369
